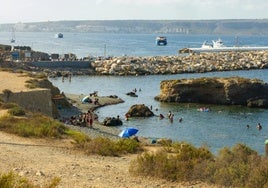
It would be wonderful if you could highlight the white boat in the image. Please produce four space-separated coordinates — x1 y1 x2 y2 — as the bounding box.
10 28 15 43
181 38 268 53
201 41 213 49
212 38 225 48
201 38 224 49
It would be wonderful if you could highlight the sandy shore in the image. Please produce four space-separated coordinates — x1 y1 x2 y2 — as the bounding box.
58 93 125 139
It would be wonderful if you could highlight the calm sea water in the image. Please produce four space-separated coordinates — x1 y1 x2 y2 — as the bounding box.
1 31 268 154
50 70 268 155
1 31 268 58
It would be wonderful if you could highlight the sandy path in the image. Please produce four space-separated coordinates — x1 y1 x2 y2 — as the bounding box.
1 131 204 188
0 72 32 92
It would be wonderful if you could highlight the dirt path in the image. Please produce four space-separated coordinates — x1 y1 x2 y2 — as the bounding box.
1 131 212 188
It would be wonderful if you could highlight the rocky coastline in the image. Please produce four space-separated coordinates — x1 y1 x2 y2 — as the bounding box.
155 77 268 108
90 51 268 76
2 50 268 77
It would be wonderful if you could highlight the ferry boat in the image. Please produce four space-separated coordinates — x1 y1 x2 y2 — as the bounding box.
180 38 268 53
156 36 167 46
55 33 63 38
201 38 225 49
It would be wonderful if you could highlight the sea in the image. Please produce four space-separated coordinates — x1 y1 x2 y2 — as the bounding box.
1 31 268 154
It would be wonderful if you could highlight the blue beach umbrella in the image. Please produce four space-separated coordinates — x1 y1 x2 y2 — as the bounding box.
119 127 139 138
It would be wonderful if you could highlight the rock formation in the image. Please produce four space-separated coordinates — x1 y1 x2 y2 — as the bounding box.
125 104 154 117
155 77 268 108
103 117 123 126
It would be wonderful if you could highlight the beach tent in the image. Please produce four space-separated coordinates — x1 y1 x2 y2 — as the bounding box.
81 96 91 103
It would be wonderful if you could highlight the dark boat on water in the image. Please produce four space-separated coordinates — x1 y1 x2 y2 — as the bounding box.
55 33 63 38
156 36 167 46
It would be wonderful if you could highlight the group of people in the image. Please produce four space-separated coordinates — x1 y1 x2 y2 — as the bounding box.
159 110 183 123
68 110 94 128
246 122 263 131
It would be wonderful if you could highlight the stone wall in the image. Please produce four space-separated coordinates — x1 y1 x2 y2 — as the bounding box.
0 89 54 117
31 61 91 68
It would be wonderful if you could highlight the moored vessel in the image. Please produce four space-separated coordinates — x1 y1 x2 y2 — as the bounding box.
55 33 63 38
156 36 167 46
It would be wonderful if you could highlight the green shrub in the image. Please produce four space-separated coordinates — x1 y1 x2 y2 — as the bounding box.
0 102 18 109
0 171 60 188
0 113 69 138
0 171 35 188
7 106 25 116
115 138 142 154
80 137 142 156
208 144 258 187
130 142 213 181
83 137 118 156
246 157 268 188
130 142 268 188
65 129 91 147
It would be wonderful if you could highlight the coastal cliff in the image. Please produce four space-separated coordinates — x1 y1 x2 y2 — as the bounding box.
0 71 67 118
155 77 268 108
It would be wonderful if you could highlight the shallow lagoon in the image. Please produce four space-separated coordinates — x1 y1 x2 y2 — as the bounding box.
50 69 268 154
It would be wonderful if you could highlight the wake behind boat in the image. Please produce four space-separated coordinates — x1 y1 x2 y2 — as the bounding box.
179 38 268 53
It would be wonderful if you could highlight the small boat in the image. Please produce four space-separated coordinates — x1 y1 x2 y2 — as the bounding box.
156 36 167 46
211 38 225 48
201 38 224 49
55 33 63 38
181 38 268 53
201 41 212 49
10 28 15 43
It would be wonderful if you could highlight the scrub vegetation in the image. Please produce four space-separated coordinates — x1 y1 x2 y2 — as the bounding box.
0 172 60 188
130 142 268 188
1 101 268 187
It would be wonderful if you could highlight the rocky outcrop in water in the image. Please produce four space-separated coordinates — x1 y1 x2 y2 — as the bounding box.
91 51 268 76
154 77 268 108
125 104 154 117
103 117 123 126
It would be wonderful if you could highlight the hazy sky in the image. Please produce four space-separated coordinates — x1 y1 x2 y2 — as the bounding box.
1 0 268 23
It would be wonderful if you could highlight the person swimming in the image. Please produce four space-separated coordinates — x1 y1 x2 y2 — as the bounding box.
257 123 262 131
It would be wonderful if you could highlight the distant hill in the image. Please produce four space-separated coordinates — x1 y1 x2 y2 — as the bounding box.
1 19 268 35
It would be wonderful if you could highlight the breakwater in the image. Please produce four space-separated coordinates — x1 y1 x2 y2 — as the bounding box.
31 60 91 68
91 51 268 75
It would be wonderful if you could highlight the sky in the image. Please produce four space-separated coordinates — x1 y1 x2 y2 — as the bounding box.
1 0 268 24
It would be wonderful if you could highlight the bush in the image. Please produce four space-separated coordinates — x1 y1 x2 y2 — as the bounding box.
7 106 25 116
0 171 35 188
0 102 18 109
130 142 213 181
83 137 118 156
0 113 69 138
0 171 60 188
115 138 142 154
80 137 142 156
129 142 268 188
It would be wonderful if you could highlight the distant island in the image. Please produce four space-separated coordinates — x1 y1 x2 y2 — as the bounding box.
0 19 268 35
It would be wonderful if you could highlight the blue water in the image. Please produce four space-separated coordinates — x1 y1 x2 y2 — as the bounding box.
1 31 268 154
1 31 268 58
50 70 268 155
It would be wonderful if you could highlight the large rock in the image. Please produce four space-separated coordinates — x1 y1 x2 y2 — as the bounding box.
103 117 123 126
126 104 154 117
155 77 268 108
